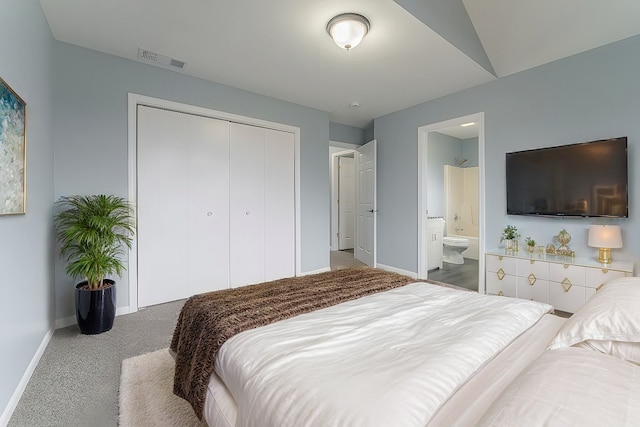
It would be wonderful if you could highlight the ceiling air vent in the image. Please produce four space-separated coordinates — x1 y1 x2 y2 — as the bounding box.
137 48 186 70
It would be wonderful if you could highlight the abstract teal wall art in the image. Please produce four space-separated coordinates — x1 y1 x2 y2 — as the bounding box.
0 77 26 215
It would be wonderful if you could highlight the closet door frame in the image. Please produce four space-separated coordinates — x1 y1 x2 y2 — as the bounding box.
127 93 301 312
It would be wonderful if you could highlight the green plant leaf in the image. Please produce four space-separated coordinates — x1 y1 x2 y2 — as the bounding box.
54 195 135 290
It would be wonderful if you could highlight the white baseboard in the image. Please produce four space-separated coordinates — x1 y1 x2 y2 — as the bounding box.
54 305 131 330
376 263 418 279
1 327 54 427
299 267 331 276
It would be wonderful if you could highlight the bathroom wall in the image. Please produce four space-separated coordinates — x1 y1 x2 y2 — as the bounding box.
444 165 479 259
444 165 479 237
426 132 463 217
461 137 479 167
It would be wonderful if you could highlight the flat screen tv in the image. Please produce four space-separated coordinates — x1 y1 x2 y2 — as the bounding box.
506 137 628 218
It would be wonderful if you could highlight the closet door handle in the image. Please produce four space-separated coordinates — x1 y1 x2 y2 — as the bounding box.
368 209 378 213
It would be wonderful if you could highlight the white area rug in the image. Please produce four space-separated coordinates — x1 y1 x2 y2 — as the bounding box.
119 348 207 427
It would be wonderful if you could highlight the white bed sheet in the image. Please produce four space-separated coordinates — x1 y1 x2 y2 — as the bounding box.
205 282 553 427
477 347 640 426
427 313 566 426
204 314 565 427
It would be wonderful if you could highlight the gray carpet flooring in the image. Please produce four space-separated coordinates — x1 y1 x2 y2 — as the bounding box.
8 299 185 427
9 251 361 427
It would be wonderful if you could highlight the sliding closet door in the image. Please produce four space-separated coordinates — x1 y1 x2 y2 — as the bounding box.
229 124 295 287
229 123 266 287
137 106 230 307
264 128 295 281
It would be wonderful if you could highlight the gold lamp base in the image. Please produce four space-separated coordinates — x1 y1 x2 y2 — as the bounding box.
597 247 612 264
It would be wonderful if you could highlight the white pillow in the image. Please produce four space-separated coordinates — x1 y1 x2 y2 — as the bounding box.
548 277 640 364
573 340 640 365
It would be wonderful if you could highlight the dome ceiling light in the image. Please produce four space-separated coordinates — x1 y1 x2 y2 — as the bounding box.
326 13 370 51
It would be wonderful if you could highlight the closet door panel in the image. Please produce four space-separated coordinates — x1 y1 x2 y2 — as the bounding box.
230 123 265 287
264 129 295 281
187 117 230 293
137 106 191 306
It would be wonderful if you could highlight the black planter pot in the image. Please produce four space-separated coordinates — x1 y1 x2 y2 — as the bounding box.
75 279 116 335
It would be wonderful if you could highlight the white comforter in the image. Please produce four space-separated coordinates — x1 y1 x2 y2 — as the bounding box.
477 347 640 426
214 282 552 427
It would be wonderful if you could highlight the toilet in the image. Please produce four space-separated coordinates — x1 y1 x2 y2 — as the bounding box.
442 236 470 265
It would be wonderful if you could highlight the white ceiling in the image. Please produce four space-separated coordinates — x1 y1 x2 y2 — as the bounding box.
435 123 478 140
39 0 640 128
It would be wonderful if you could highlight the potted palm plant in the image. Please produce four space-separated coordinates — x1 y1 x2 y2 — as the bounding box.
54 195 135 334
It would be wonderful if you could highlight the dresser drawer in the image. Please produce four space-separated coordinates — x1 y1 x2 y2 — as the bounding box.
584 267 627 289
486 254 517 275
516 276 549 303
549 281 585 313
549 263 586 286
486 272 516 298
516 258 549 281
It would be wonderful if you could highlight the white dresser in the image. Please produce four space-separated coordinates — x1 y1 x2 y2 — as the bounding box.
486 249 634 313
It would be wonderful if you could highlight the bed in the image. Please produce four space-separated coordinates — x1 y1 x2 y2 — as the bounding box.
170 268 567 426
477 276 640 427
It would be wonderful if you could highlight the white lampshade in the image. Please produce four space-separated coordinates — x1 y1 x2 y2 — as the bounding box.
588 225 623 248
327 13 370 50
588 225 622 263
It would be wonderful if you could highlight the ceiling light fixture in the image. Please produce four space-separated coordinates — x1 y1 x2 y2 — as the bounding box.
460 122 476 127
327 13 370 51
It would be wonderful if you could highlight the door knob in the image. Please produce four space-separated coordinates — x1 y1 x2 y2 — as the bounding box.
368 209 378 213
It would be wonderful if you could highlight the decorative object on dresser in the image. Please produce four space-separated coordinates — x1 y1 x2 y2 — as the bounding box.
554 229 574 257
500 225 520 252
54 195 135 334
524 237 536 253
587 224 622 264
485 249 633 313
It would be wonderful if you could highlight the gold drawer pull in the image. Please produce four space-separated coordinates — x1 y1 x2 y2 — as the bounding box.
498 291 504 296
496 268 505 281
601 268 608 274
528 273 537 286
563 264 570 269
499 256 503 260
596 284 605 292
530 260 535 264
561 278 572 293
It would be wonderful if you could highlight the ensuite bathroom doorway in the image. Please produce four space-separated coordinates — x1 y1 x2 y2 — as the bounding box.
417 113 485 293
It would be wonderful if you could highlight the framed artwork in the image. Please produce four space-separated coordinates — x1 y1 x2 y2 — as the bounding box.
0 77 26 215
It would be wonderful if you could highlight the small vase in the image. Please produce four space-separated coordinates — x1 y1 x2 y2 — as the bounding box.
527 245 534 253
504 239 518 252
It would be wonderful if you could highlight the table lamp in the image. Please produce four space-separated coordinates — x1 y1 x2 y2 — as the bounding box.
587 225 622 264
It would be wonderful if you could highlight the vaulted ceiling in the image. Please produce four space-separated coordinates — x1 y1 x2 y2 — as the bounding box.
39 0 640 128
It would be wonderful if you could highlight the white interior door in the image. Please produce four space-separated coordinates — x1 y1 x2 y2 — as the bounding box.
338 155 355 250
137 106 230 307
355 140 377 266
230 123 266 287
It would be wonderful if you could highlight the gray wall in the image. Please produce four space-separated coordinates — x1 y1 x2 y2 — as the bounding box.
375 34 640 273
461 137 479 167
329 122 366 145
53 43 331 321
364 123 374 143
426 132 462 217
0 0 54 419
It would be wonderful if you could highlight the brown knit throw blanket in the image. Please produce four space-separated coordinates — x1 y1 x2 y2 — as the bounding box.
170 267 416 420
